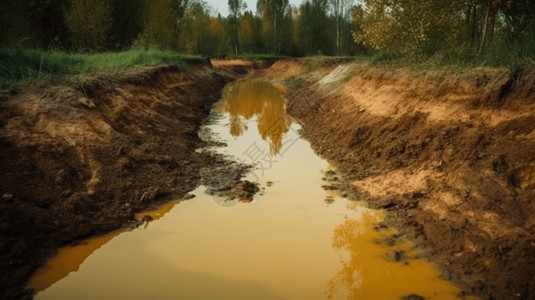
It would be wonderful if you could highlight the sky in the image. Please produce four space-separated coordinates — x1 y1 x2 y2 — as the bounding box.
207 0 301 17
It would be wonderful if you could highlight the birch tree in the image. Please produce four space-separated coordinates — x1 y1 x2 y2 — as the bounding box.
329 0 353 55
228 0 247 55
257 0 291 53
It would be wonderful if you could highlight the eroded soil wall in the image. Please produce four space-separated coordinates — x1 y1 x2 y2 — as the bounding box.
0 63 241 299
266 60 535 299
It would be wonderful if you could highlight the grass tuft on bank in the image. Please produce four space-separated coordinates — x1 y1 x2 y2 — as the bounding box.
232 53 289 59
0 48 198 90
368 42 535 74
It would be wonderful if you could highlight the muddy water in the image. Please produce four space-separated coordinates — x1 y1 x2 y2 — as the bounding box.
32 79 466 299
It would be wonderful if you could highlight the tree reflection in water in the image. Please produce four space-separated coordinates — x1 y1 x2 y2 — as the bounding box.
327 203 463 300
216 79 292 156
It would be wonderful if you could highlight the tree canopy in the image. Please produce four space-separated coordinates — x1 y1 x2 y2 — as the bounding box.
0 0 533 62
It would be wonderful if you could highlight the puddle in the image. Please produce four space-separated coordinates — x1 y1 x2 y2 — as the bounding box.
32 79 467 299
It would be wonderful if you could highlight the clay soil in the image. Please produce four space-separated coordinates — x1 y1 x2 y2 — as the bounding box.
0 61 260 299
261 60 535 299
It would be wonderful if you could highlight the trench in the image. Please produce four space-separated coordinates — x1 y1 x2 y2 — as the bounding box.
30 78 468 299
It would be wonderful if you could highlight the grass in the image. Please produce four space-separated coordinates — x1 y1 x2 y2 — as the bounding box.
368 42 535 75
3 44 532 91
232 53 289 59
0 48 200 91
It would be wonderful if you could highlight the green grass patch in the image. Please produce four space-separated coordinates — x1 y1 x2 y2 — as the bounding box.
0 48 199 90
367 42 535 73
369 51 397 64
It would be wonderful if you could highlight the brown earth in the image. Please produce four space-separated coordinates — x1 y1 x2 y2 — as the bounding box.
0 61 259 300
261 60 535 299
2 57 535 300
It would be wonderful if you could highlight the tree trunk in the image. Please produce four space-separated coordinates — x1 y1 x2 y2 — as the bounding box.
479 2 490 53
471 4 477 49
489 8 496 44
336 16 340 55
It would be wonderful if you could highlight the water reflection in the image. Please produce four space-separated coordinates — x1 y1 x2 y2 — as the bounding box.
216 80 292 156
30 201 181 293
327 203 464 300
30 232 119 293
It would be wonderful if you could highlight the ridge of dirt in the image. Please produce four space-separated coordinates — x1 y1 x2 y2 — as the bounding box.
211 59 275 75
267 61 535 299
0 63 244 299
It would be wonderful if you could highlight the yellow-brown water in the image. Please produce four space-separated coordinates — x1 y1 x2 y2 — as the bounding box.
32 79 468 299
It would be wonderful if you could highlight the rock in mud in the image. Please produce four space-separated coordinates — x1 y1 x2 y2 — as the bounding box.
183 193 196 200
1 193 13 202
386 250 405 262
401 294 425 300
232 180 259 201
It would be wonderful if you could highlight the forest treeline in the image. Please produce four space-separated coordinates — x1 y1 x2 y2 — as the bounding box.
1 0 534 62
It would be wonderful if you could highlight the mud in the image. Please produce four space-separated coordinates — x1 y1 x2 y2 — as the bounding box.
262 60 535 299
0 61 253 299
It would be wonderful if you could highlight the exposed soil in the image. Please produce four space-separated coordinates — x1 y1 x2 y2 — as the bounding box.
2 57 534 300
0 61 257 299
261 60 535 299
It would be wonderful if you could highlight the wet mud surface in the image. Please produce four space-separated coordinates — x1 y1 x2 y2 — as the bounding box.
264 60 535 299
0 63 253 299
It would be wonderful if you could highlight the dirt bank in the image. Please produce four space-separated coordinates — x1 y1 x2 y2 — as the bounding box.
0 61 252 299
262 60 535 299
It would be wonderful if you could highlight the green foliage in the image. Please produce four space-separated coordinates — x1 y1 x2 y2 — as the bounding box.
1 0 71 49
352 0 535 66
239 11 263 54
370 42 535 71
296 0 331 55
134 0 178 50
369 51 396 63
178 1 229 57
108 0 144 50
228 0 247 55
2 0 531 68
257 0 292 54
0 0 357 58
0 48 187 90
65 0 112 51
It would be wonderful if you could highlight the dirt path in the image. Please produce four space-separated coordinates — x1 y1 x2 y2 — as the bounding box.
262 60 535 299
0 62 256 299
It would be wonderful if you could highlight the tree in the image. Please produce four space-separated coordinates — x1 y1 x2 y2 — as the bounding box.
207 15 230 57
257 0 291 53
179 0 227 57
329 0 353 55
296 0 330 55
134 0 178 50
351 0 463 54
65 0 112 51
500 0 535 44
108 0 144 50
0 0 71 49
239 10 263 53
228 0 247 55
